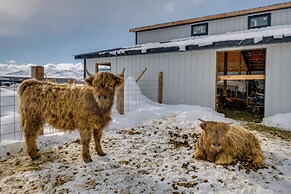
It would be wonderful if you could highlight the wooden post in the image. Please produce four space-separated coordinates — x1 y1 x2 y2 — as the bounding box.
223 52 228 96
136 68 147 82
158 72 163 103
116 73 124 115
31 66 45 135
238 51 242 75
31 66 44 80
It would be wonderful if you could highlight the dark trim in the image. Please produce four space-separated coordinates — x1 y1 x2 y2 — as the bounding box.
191 23 208 36
75 47 122 59
248 13 271 29
74 36 291 59
83 59 86 79
135 32 138 45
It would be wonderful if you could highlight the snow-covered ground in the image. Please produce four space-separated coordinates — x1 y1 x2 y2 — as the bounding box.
0 74 290 193
0 115 290 194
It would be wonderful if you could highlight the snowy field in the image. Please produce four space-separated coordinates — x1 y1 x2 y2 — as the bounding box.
0 65 291 193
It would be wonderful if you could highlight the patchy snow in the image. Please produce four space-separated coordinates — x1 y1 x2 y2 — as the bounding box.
262 113 291 131
0 76 291 193
100 24 291 56
0 115 290 193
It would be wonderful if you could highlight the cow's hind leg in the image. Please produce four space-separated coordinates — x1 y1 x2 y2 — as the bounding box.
79 129 93 162
250 148 265 168
23 118 44 160
93 129 106 156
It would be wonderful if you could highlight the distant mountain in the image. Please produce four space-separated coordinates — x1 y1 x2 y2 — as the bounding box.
5 71 29 76
46 70 83 80
0 63 84 81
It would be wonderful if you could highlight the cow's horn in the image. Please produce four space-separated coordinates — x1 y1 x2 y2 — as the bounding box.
198 118 206 123
84 64 92 77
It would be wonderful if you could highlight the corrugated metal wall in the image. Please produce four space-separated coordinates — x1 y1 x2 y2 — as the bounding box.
265 43 291 116
87 50 217 110
137 8 291 44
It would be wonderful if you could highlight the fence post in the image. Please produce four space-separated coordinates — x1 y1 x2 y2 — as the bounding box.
158 72 163 103
31 66 44 80
31 66 44 135
136 68 147 82
116 73 124 115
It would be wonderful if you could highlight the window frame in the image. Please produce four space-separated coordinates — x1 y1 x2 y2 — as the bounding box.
95 63 111 73
248 13 271 29
191 23 208 36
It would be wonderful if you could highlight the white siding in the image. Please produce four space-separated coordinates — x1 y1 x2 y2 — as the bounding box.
265 43 291 116
137 8 291 44
88 50 217 110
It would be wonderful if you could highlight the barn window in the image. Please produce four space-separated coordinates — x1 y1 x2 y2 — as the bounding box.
248 13 271 29
95 63 111 73
191 23 208 36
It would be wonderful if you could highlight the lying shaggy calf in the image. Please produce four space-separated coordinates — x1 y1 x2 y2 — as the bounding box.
194 119 264 168
18 72 124 162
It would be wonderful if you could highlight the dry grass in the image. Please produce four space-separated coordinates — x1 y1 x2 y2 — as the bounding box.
217 108 291 140
242 122 291 140
217 108 264 123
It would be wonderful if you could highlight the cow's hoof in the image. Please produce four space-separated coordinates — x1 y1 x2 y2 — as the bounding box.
84 158 93 163
98 152 107 156
30 155 40 160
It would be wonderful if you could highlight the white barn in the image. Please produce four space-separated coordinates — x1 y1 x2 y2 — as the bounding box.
75 2 291 117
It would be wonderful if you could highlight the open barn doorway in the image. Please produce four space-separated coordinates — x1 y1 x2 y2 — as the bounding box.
216 49 266 122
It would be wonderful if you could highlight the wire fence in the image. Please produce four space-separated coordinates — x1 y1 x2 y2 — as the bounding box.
0 79 21 142
0 77 159 143
122 79 159 113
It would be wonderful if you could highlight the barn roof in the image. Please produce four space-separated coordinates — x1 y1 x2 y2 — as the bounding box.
74 24 291 59
129 2 291 32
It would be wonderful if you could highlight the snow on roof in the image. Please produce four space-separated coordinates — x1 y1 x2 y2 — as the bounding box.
100 24 291 56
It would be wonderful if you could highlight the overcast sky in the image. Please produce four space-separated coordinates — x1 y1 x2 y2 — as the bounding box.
0 0 288 64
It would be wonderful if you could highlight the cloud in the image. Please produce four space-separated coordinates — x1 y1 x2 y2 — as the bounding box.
0 0 41 21
0 0 42 36
0 0 286 64
165 2 175 12
5 60 16 64
190 0 205 4
163 0 206 16
0 63 84 80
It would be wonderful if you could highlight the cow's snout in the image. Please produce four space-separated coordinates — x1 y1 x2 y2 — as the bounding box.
98 95 108 100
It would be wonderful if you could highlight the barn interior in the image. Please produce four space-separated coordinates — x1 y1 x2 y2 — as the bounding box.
216 49 266 122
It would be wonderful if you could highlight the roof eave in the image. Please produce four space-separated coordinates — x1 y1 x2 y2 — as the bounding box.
74 36 291 60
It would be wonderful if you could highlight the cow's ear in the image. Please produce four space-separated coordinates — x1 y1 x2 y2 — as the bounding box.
200 122 207 130
198 118 207 130
114 76 124 87
223 122 233 133
84 76 93 86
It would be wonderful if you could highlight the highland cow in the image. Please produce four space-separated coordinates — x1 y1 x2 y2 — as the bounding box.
18 72 124 162
194 119 264 168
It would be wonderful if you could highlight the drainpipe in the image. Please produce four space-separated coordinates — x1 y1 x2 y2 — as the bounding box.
84 59 86 79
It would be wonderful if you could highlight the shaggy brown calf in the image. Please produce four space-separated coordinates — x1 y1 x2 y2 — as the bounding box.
194 119 264 168
19 72 123 162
